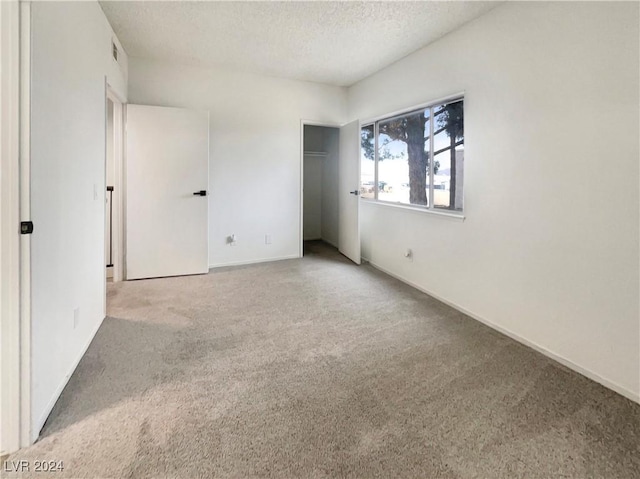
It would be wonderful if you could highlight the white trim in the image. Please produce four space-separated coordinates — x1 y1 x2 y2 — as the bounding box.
209 254 299 269
103 79 108 314
361 198 465 221
19 0 32 449
0 0 22 455
300 119 342 129
363 257 640 405
428 103 435 208
360 91 466 126
122 104 128 279
374 122 378 206
299 121 304 258
32 315 105 439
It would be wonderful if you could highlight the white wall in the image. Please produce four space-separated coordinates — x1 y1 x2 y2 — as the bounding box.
128 58 347 266
30 1 128 438
349 1 640 401
321 128 339 247
303 155 323 240
303 126 340 245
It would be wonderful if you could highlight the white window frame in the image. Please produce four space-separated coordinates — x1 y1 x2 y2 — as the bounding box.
360 93 465 220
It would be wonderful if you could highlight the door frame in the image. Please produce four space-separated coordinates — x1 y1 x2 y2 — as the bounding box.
1 0 32 454
105 86 125 283
299 119 343 258
1 0 22 455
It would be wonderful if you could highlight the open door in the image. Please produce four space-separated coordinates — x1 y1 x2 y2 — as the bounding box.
125 105 209 279
338 120 361 264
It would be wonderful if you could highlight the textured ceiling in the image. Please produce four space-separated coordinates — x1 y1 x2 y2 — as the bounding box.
100 1 501 87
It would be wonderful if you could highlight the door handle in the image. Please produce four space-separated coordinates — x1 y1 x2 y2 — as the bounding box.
349 190 360 196
193 190 207 196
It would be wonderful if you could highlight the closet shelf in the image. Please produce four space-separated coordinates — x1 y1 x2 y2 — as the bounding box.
303 151 328 157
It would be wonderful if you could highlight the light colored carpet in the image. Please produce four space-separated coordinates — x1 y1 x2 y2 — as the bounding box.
6 241 640 478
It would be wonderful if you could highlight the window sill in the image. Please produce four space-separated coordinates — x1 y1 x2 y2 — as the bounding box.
360 198 466 221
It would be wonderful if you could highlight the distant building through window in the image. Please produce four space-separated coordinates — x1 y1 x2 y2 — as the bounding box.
361 97 464 212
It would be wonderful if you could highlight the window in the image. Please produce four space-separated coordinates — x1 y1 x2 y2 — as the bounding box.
360 124 375 199
360 97 464 212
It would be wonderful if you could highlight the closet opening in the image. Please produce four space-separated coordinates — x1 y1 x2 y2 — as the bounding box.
301 124 340 256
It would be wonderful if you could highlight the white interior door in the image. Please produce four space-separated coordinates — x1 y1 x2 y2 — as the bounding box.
338 120 361 264
126 104 209 279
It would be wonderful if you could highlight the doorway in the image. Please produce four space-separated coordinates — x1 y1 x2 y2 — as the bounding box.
105 88 124 283
302 124 340 255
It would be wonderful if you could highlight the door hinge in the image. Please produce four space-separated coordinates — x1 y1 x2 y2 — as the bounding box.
20 221 33 235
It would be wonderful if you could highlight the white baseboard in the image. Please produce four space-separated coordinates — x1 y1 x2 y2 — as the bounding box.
33 315 106 442
364 257 640 405
209 254 299 269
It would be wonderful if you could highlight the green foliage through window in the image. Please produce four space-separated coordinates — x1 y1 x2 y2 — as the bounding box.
360 98 464 211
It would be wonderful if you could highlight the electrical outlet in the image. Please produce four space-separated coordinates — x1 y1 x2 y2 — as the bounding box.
73 307 80 329
265 234 271 245
227 234 237 246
